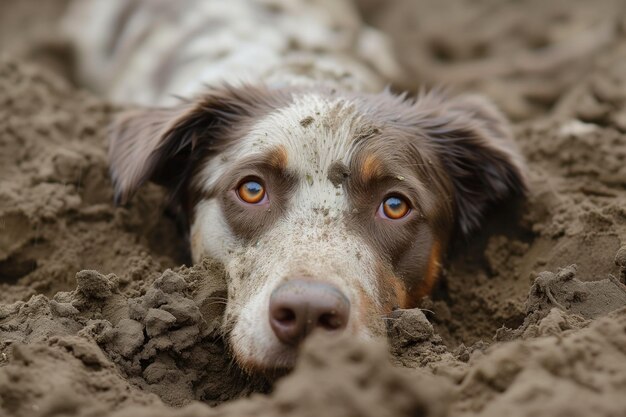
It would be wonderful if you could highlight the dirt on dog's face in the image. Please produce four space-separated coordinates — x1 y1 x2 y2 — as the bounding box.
109 86 526 372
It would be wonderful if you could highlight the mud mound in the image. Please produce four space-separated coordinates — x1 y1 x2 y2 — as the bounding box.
454 307 626 417
0 59 184 303
0 260 260 416
357 0 626 122
2 258 625 416
417 35 626 347
2 1 626 416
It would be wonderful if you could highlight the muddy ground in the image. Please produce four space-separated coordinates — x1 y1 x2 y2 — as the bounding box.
1 0 626 416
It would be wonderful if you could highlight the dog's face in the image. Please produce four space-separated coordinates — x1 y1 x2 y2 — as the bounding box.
109 86 525 372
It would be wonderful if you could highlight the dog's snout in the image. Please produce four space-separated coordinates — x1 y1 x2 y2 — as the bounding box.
269 280 350 345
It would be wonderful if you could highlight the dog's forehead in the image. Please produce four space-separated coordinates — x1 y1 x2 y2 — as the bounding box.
256 93 363 174
200 93 372 192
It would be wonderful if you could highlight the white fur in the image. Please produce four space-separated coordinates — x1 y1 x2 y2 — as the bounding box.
190 94 383 368
191 199 237 263
197 94 361 193
195 209 380 368
62 0 402 106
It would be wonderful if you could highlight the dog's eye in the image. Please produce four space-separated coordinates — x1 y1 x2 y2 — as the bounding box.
379 196 410 220
237 180 266 204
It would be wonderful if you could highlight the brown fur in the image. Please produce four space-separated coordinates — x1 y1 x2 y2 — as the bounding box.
360 153 383 183
109 85 296 212
267 145 289 172
410 240 442 302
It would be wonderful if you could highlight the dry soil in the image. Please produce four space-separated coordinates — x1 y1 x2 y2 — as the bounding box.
1 1 626 416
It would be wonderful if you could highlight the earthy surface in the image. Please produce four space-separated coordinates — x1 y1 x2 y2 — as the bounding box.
1 0 626 416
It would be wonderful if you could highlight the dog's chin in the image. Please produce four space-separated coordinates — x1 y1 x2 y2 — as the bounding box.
232 344 298 378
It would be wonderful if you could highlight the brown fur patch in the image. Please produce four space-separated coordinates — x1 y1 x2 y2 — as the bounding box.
267 145 288 171
381 274 410 314
373 262 409 313
410 240 442 302
360 153 383 183
389 274 409 311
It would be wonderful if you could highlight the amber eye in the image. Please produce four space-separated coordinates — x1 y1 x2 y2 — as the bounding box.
237 180 266 204
380 196 410 220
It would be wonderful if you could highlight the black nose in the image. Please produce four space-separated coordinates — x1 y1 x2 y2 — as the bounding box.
269 280 350 345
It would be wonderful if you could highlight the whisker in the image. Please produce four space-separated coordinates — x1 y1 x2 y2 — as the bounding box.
402 163 430 167
205 296 228 301
204 301 228 307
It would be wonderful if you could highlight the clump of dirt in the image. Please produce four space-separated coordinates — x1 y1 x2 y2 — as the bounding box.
525 265 626 320
0 259 262 416
2 0 626 416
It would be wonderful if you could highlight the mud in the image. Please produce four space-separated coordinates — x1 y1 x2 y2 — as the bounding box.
1 0 626 416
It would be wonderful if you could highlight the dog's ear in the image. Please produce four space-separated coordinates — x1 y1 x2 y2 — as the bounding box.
108 86 277 204
109 104 195 204
415 93 527 236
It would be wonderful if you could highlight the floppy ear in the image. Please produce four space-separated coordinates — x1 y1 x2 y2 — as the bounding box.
415 93 527 236
108 86 278 204
109 104 196 204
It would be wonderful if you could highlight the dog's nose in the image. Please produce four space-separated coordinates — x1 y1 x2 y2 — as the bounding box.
269 280 350 345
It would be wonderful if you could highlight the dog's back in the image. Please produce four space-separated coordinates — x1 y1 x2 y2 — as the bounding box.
63 0 401 105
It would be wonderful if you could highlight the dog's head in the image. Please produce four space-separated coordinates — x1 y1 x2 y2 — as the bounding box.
109 86 526 372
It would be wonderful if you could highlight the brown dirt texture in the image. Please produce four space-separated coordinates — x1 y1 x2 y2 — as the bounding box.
1 1 626 416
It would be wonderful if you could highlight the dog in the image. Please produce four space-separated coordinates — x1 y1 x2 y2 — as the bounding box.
63 0 526 372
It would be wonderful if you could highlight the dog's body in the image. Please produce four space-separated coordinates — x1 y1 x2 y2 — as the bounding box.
63 0 400 105
64 0 526 372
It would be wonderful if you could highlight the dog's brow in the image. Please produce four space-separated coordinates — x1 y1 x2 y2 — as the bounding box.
265 145 288 172
360 154 384 183
218 145 291 190
349 150 431 215
353 152 398 184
